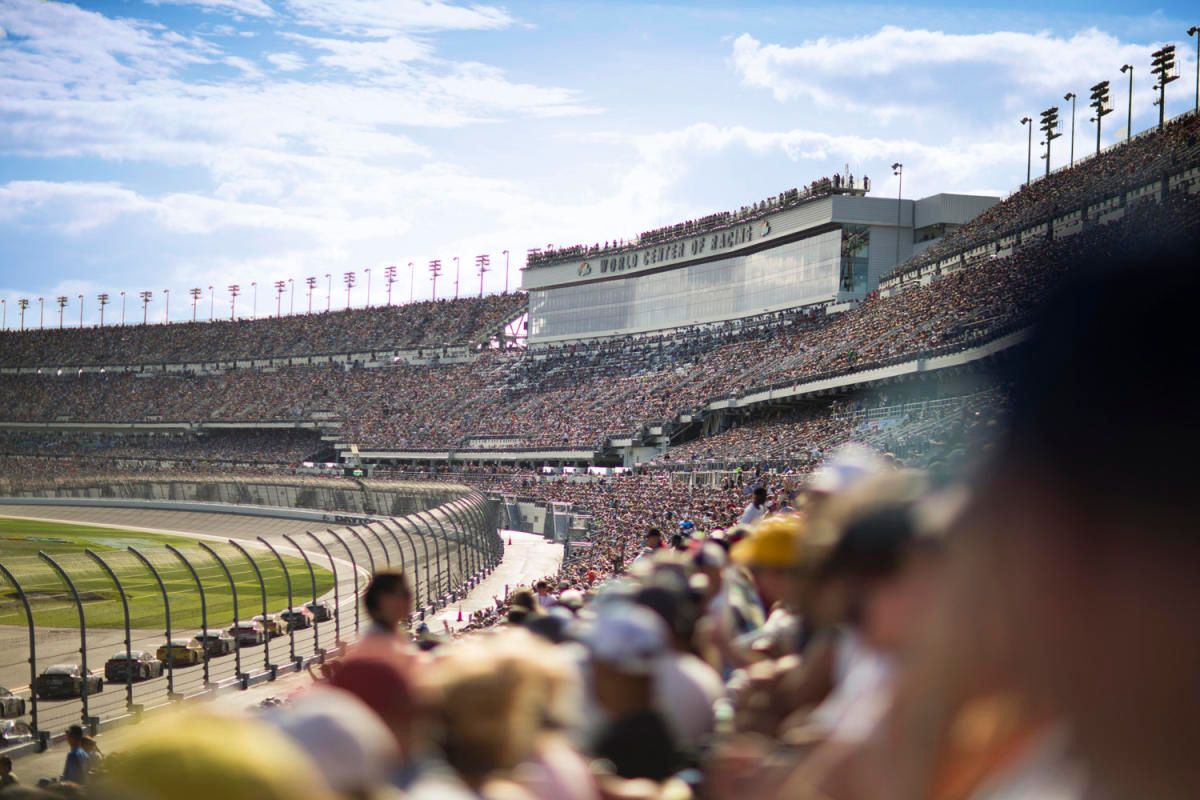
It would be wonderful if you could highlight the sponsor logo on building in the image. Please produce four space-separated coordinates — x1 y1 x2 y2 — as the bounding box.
578 262 592 276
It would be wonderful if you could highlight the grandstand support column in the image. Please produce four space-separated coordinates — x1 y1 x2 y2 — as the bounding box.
305 533 343 648
164 545 210 688
0 563 39 740
225 540 273 675
407 514 441 607
323 530 360 638
83 550 135 713
282 535 322 657
37 552 92 730
414 510 451 601
256 538 299 669
391 519 428 610
127 547 177 698
196 543 245 682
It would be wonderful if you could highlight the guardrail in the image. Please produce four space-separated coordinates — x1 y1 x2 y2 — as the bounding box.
0 490 503 758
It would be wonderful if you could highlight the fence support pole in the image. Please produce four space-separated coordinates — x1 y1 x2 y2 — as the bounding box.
361 525 392 569
325 529 360 637
196 543 244 682
0 563 39 740
444 501 474 581
346 528 377 575
226 540 272 674
37 552 92 729
83 550 135 713
281 535 322 657
369 521 406 574
127 547 176 699
164 545 210 688
412 511 448 603
306 532 343 648
256 538 298 669
391 518 428 609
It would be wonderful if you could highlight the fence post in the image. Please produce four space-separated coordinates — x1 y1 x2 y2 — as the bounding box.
456 495 484 575
36 552 92 730
324 529 360 637
361 524 392 569
306 532 343 648
368 521 406 574
127 547 177 700
412 511 448 603
0 563 39 741
444 501 476 580
164 545 210 688
226 540 272 674
281 535 321 657
255 538 298 669
436 505 468 591
391 518 428 609
196 542 244 683
346 528 377 575
82 550 135 713
402 515 437 607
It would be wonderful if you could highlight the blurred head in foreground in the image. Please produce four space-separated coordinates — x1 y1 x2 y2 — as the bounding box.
950 229 1200 799
93 709 335 800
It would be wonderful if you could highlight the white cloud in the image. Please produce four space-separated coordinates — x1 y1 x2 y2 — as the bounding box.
266 51 306 71
286 33 432 72
146 0 276 18
281 0 511 36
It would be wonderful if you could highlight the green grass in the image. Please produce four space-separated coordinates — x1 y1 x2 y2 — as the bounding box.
0 518 334 630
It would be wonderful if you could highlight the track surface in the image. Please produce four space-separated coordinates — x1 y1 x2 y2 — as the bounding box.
0 504 462 741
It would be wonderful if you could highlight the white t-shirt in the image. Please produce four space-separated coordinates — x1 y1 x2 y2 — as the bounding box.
739 502 766 525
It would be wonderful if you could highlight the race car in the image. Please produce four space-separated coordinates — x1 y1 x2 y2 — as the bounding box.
0 719 34 747
0 687 27 719
193 629 236 656
278 609 311 631
305 601 334 623
104 650 163 682
33 664 103 699
226 620 266 647
155 639 204 667
251 614 287 639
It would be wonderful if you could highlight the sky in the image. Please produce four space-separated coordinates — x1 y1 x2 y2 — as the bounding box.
0 0 1196 327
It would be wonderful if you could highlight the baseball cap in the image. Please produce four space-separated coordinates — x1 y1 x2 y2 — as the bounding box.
730 514 812 570
584 601 669 674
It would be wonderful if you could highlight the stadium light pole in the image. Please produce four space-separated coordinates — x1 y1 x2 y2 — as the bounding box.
306 276 316 314
502 249 510 294
98 294 108 328
1089 81 1113 156
1119 65 1133 141
37 296 43 329
1040 106 1061 177
891 163 903 267
1019 117 1032 186
1190 27 1200 112
162 288 169 324
1064 92 1077 167
1151 45 1180 131
408 261 414 304
189 288 200 322
208 285 214 321
288 278 294 314
274 279 285 318
429 259 442 300
56 296 67 329
139 290 152 325
476 254 490 298
78 294 83 327
364 267 372 308
120 290 126 326
384 265 397 306
1 298 6 331
18 298 28 330
343 271 355 310
251 281 258 320
228 284 240 321
453 256 460 300
325 273 332 312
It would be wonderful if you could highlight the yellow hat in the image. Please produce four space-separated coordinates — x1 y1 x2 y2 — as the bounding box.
730 514 811 570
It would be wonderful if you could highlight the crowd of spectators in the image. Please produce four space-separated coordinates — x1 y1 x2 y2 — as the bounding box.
889 108 1200 283
0 430 324 465
0 294 524 368
525 174 864 267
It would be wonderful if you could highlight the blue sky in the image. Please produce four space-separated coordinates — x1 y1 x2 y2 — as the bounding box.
0 0 1196 326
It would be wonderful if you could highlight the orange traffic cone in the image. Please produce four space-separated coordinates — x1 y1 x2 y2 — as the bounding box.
456 607 463 622
507 536 512 546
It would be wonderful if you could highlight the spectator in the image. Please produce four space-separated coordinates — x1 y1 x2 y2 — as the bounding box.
60 726 89 785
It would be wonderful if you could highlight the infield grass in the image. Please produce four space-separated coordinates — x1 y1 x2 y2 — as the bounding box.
0 518 334 630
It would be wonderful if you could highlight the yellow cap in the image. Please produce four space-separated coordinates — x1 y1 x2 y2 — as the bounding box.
730 514 810 569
